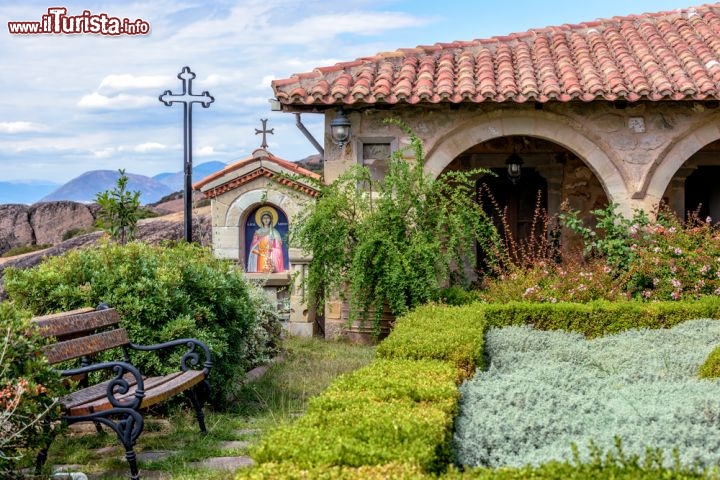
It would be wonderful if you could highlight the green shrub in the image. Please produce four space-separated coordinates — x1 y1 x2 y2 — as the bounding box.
251 359 459 473
482 298 720 337
3 241 275 406
454 320 720 470
376 304 487 378
0 302 65 477
698 345 720 379
62 227 98 241
235 462 431 479
458 440 716 479
1 244 52 258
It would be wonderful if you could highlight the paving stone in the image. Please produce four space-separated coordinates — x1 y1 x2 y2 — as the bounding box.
218 440 250 450
86 469 170 480
135 450 176 462
91 446 120 456
189 456 255 470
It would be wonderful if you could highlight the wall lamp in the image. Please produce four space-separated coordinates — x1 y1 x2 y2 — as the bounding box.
330 107 352 147
505 151 523 184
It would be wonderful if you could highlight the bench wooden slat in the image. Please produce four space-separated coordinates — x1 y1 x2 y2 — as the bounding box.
60 373 139 410
66 370 205 416
33 308 121 340
43 328 130 365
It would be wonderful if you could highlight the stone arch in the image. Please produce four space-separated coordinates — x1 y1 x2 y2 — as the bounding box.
643 120 720 205
225 189 291 227
423 109 630 208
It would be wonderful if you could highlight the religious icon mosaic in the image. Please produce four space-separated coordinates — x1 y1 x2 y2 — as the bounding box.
245 205 289 273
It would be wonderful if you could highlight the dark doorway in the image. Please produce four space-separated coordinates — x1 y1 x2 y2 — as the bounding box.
477 167 548 268
685 166 720 222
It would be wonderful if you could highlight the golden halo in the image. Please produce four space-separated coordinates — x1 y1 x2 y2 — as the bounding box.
255 206 279 227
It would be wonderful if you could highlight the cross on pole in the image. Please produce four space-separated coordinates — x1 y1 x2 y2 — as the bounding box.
159 66 214 243
255 118 274 149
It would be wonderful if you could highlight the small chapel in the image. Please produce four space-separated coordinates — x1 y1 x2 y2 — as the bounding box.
193 138 321 337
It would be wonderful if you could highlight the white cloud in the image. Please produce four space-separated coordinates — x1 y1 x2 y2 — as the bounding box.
197 146 216 156
98 74 170 93
93 147 117 158
0 122 47 133
134 142 167 153
77 93 156 109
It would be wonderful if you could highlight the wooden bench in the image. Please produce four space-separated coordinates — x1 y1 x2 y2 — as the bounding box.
32 304 213 480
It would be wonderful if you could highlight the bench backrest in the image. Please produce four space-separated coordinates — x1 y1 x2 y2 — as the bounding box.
32 307 130 365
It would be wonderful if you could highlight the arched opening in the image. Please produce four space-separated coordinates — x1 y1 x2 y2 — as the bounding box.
662 139 720 222
444 135 608 270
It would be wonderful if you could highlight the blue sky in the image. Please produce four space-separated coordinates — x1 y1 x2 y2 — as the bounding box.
0 0 704 184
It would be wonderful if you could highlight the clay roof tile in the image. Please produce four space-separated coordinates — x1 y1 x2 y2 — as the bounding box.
272 3 720 107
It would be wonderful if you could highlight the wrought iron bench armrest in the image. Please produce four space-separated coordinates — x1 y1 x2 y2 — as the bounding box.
129 338 213 376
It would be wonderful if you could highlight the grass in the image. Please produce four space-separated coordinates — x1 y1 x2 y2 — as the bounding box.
43 335 376 479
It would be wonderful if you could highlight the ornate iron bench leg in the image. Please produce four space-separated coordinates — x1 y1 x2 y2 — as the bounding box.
185 380 210 434
34 418 55 476
66 409 144 480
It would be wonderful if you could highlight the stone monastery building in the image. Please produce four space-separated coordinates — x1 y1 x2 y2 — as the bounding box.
199 3 720 337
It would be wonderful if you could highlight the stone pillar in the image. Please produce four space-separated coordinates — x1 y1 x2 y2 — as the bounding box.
286 247 315 337
665 166 696 219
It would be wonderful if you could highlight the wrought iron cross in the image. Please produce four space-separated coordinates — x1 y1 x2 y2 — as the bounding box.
255 118 274 149
159 66 214 243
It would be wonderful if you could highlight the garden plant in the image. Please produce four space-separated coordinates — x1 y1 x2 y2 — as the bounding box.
291 119 497 335
2 241 282 406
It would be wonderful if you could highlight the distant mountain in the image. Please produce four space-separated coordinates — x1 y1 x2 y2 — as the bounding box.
154 161 228 190
0 181 60 205
41 170 174 204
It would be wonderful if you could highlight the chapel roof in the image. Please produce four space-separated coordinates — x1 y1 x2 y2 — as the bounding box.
193 148 321 199
271 3 720 109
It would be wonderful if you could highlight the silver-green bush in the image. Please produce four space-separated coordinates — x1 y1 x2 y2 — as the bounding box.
454 319 720 469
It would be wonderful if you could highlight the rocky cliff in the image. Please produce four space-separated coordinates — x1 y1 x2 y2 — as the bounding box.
0 201 99 255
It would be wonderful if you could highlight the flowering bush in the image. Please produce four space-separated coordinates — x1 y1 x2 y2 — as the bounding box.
482 203 720 303
0 301 64 477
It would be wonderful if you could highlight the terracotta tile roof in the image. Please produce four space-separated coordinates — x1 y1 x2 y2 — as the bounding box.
194 148 321 199
272 3 720 107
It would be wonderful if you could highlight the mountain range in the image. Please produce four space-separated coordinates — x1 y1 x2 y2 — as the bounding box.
0 161 228 205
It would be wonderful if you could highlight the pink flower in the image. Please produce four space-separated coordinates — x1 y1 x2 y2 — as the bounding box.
671 290 682 300
674 247 683 255
642 290 652 299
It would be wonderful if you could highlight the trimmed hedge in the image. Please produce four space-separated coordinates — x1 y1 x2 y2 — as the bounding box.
482 298 720 337
250 359 459 473
698 344 720 379
242 299 720 479
376 303 487 378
